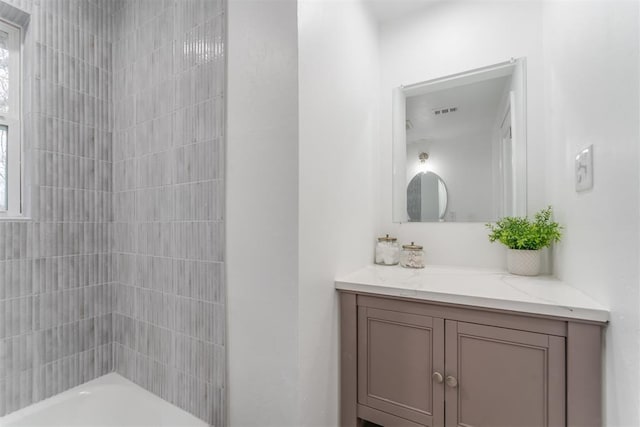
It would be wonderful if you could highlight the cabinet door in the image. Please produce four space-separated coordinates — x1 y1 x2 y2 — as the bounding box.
358 306 444 426
445 321 565 427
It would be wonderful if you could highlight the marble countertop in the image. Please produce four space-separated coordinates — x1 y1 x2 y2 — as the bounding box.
335 265 609 323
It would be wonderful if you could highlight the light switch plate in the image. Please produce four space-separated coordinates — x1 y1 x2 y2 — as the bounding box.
575 145 593 192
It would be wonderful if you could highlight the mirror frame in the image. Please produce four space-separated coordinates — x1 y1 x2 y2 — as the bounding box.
392 58 528 223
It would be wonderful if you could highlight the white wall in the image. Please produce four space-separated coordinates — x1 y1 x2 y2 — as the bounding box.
226 1 300 425
298 1 380 424
378 1 545 268
542 1 640 425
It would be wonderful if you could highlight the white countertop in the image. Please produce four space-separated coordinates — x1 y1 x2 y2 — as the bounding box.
335 265 609 323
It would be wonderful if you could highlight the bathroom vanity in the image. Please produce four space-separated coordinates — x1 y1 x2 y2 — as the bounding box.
336 265 608 427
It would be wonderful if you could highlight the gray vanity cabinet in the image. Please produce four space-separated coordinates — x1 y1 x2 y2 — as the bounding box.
357 307 444 426
342 292 603 427
444 321 565 427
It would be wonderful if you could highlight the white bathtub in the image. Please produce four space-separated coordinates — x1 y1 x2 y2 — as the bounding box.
0 374 208 427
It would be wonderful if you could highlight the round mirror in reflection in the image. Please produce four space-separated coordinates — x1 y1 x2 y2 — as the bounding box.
407 171 448 222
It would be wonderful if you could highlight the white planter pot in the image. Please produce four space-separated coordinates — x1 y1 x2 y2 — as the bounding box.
506 249 541 276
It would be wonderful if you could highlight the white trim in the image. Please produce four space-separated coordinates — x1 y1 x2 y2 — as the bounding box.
0 17 21 217
401 60 516 97
391 87 407 222
510 58 528 217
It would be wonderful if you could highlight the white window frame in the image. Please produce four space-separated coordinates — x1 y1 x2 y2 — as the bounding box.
0 18 21 218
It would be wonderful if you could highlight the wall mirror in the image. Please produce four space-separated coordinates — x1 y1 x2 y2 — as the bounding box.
407 167 448 222
392 58 527 223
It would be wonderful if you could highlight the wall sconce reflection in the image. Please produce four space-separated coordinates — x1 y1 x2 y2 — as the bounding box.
418 152 429 172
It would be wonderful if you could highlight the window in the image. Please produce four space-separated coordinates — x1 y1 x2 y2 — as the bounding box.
0 19 20 216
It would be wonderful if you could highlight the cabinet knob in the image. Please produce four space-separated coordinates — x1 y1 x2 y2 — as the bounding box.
446 375 458 388
432 371 443 384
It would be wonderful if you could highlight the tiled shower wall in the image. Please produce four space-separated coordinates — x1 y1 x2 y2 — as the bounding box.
1 0 226 423
111 1 225 425
0 0 114 416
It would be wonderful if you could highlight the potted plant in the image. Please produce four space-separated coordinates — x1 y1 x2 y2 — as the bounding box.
486 206 562 276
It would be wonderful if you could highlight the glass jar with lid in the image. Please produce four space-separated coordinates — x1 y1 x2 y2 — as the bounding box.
375 234 400 266
400 242 425 268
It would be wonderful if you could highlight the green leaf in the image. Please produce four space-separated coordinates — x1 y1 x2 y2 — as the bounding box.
486 206 562 250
